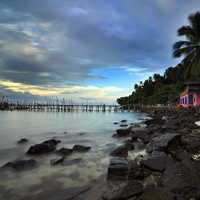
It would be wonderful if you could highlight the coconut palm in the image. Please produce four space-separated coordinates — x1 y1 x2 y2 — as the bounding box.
173 12 200 66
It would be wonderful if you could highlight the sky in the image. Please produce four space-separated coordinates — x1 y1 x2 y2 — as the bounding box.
0 0 200 103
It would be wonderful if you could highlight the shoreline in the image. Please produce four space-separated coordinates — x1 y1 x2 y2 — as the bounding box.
1 109 200 199
79 108 200 199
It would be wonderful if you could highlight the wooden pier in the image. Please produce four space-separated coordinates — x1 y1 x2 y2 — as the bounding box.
0 101 121 112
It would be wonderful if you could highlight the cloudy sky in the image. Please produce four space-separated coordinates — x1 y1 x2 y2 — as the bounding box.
0 0 200 103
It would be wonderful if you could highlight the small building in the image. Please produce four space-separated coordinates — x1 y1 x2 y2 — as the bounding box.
180 81 200 107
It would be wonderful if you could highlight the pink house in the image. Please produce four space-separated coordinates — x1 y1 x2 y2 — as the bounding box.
180 82 200 107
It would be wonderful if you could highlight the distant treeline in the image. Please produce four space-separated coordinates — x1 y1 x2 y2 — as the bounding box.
117 11 200 108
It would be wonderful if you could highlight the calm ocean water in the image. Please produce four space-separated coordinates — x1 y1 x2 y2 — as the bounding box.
0 111 147 200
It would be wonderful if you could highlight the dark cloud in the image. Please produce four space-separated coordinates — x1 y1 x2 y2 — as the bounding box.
0 0 200 88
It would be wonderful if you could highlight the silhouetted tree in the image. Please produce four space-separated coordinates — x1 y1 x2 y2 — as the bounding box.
173 12 200 67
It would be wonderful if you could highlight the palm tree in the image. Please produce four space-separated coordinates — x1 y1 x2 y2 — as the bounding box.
173 12 200 66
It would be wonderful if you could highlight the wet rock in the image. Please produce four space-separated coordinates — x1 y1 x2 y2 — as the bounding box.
27 143 56 154
27 139 60 155
50 157 65 165
149 133 180 152
142 185 174 200
131 128 151 144
120 120 127 123
63 158 82 166
128 160 144 180
57 147 73 156
103 180 143 200
113 128 130 138
161 158 200 199
110 146 128 157
124 139 135 151
43 139 61 146
2 159 37 170
142 156 166 172
73 145 91 152
107 157 129 181
181 133 200 153
17 138 28 144
145 118 164 126
120 124 128 127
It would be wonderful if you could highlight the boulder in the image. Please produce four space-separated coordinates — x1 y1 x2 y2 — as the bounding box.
27 143 56 155
110 146 128 157
120 124 128 127
50 157 65 165
63 158 82 166
73 145 91 152
145 118 164 126
128 160 144 180
120 120 127 123
113 128 130 138
2 159 37 170
107 157 129 181
131 128 151 144
102 180 143 200
17 138 28 144
142 186 174 200
27 139 60 155
149 133 180 152
57 147 73 156
181 133 200 153
124 139 135 150
161 158 200 199
43 139 61 146
142 156 166 172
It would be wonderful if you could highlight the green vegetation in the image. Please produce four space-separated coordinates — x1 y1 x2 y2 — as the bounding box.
117 12 200 107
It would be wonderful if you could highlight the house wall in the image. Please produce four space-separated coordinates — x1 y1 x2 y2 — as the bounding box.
193 93 200 106
180 94 189 107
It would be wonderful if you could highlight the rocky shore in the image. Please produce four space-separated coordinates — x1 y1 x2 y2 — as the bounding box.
2 109 200 200
82 109 200 200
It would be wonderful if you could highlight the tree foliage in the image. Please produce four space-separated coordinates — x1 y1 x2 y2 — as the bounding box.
117 12 200 107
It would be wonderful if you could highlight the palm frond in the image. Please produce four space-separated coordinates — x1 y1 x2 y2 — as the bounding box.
173 46 195 58
178 26 195 41
173 41 192 50
189 12 200 38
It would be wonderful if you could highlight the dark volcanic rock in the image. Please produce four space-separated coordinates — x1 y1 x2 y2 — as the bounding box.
113 128 130 138
73 145 91 152
142 186 174 200
120 120 127 123
27 139 60 155
2 159 37 170
161 158 200 199
145 118 164 126
103 180 143 200
43 139 61 146
63 158 82 166
131 128 151 144
119 124 128 127
181 133 200 153
110 146 128 157
107 157 129 181
50 157 65 165
142 156 166 172
124 139 135 150
17 138 28 144
27 143 56 155
57 147 73 156
148 133 180 152
128 160 144 180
